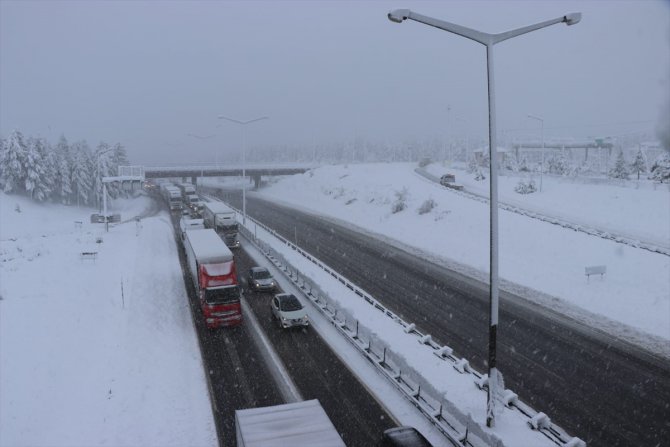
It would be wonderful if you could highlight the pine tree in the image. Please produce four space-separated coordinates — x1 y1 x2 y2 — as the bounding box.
649 151 670 183
630 148 647 180
0 130 27 193
54 135 73 204
24 137 53 201
71 140 93 206
609 150 629 180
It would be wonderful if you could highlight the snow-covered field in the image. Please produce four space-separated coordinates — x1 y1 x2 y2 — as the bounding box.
0 194 216 447
245 162 670 353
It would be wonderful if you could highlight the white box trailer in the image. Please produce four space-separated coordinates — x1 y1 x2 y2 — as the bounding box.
202 201 238 234
235 400 345 447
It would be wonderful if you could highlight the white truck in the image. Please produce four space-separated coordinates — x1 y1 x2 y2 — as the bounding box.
161 185 182 211
179 217 204 240
235 400 345 447
202 201 239 248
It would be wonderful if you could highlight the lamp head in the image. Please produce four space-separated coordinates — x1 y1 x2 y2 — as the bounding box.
388 9 410 23
564 13 581 26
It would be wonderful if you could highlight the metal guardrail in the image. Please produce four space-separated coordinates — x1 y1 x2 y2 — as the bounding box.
221 198 585 447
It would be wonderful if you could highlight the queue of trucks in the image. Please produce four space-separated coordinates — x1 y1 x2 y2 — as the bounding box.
160 184 348 445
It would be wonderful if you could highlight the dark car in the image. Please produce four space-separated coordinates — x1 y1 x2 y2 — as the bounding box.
247 266 276 292
380 427 433 447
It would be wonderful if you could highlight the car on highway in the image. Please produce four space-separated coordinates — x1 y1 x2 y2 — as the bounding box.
247 266 276 292
271 293 308 329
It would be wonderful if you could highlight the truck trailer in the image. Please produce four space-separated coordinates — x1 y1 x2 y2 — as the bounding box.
183 229 242 328
202 201 240 248
235 400 345 447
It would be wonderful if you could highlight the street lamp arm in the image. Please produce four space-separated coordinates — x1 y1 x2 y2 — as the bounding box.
389 10 581 46
491 14 580 45
389 9 490 45
218 115 269 125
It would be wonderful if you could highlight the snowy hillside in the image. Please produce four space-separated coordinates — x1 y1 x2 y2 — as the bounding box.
0 193 216 447
249 162 670 354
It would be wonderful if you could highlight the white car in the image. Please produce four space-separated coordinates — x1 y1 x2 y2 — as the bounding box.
271 293 309 329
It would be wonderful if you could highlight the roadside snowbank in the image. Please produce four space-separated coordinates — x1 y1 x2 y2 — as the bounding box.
0 193 216 447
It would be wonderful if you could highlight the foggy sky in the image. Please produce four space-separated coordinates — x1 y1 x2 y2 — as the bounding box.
1 0 668 165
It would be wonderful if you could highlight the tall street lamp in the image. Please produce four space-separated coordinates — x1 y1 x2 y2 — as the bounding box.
218 115 269 224
388 9 580 427
528 114 545 192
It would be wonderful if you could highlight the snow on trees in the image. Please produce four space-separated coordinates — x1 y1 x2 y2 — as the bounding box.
0 130 130 206
630 148 648 180
0 130 27 193
54 136 73 204
649 151 670 183
71 140 94 206
609 150 630 180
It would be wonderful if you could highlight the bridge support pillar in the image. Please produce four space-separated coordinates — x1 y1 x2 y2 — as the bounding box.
191 176 197 185
253 174 261 189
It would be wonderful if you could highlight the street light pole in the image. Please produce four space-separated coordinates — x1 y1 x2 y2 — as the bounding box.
528 114 545 192
388 9 580 427
218 115 269 225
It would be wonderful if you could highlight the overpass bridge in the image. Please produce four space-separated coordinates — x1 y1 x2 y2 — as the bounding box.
143 163 314 188
115 163 314 189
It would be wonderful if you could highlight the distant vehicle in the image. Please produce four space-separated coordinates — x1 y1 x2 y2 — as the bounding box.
247 267 276 292
439 174 455 185
202 201 238 234
222 232 240 249
235 400 344 447
161 185 182 211
186 194 203 214
183 229 242 328
380 426 433 447
271 293 308 329
179 217 204 240
439 174 464 191
90 213 120 223
202 201 239 248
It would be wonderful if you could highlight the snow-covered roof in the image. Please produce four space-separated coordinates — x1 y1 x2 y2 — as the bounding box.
185 229 233 263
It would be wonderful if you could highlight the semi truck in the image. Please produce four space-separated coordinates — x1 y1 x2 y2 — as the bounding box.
202 201 240 249
183 229 242 328
161 184 182 211
179 217 204 241
235 400 345 447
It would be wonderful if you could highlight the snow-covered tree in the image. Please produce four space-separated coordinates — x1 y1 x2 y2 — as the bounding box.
24 137 53 201
609 150 629 180
71 140 93 206
53 135 73 204
649 151 670 183
547 153 569 175
630 148 647 180
0 129 27 193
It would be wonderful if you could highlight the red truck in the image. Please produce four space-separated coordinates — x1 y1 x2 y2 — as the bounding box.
184 229 242 328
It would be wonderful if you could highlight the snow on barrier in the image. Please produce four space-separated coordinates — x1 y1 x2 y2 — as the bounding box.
222 198 584 447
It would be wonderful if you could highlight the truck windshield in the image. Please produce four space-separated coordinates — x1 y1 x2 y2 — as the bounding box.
204 286 239 305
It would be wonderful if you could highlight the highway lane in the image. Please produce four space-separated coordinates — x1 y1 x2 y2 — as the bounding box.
171 211 284 447
218 190 670 447
170 204 397 447
235 248 397 446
